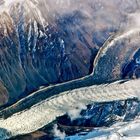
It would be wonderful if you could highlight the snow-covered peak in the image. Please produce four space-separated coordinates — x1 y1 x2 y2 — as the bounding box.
0 0 23 13
0 0 47 31
0 0 40 16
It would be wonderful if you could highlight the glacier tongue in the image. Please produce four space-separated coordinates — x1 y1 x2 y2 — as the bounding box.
0 79 139 139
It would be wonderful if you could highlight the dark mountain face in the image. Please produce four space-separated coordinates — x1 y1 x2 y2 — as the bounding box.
0 12 26 105
0 0 139 106
0 0 120 105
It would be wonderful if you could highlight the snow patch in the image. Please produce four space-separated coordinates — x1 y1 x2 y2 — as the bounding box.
53 124 66 140
67 103 87 121
0 0 24 13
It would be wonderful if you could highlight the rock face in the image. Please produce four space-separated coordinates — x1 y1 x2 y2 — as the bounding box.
0 0 139 105
0 12 26 104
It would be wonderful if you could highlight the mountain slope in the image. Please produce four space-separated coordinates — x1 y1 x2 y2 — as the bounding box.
0 0 139 107
0 0 119 105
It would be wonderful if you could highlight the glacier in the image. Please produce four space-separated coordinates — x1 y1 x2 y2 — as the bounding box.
0 0 140 140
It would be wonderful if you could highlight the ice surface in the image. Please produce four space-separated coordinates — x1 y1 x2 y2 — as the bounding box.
65 118 140 140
